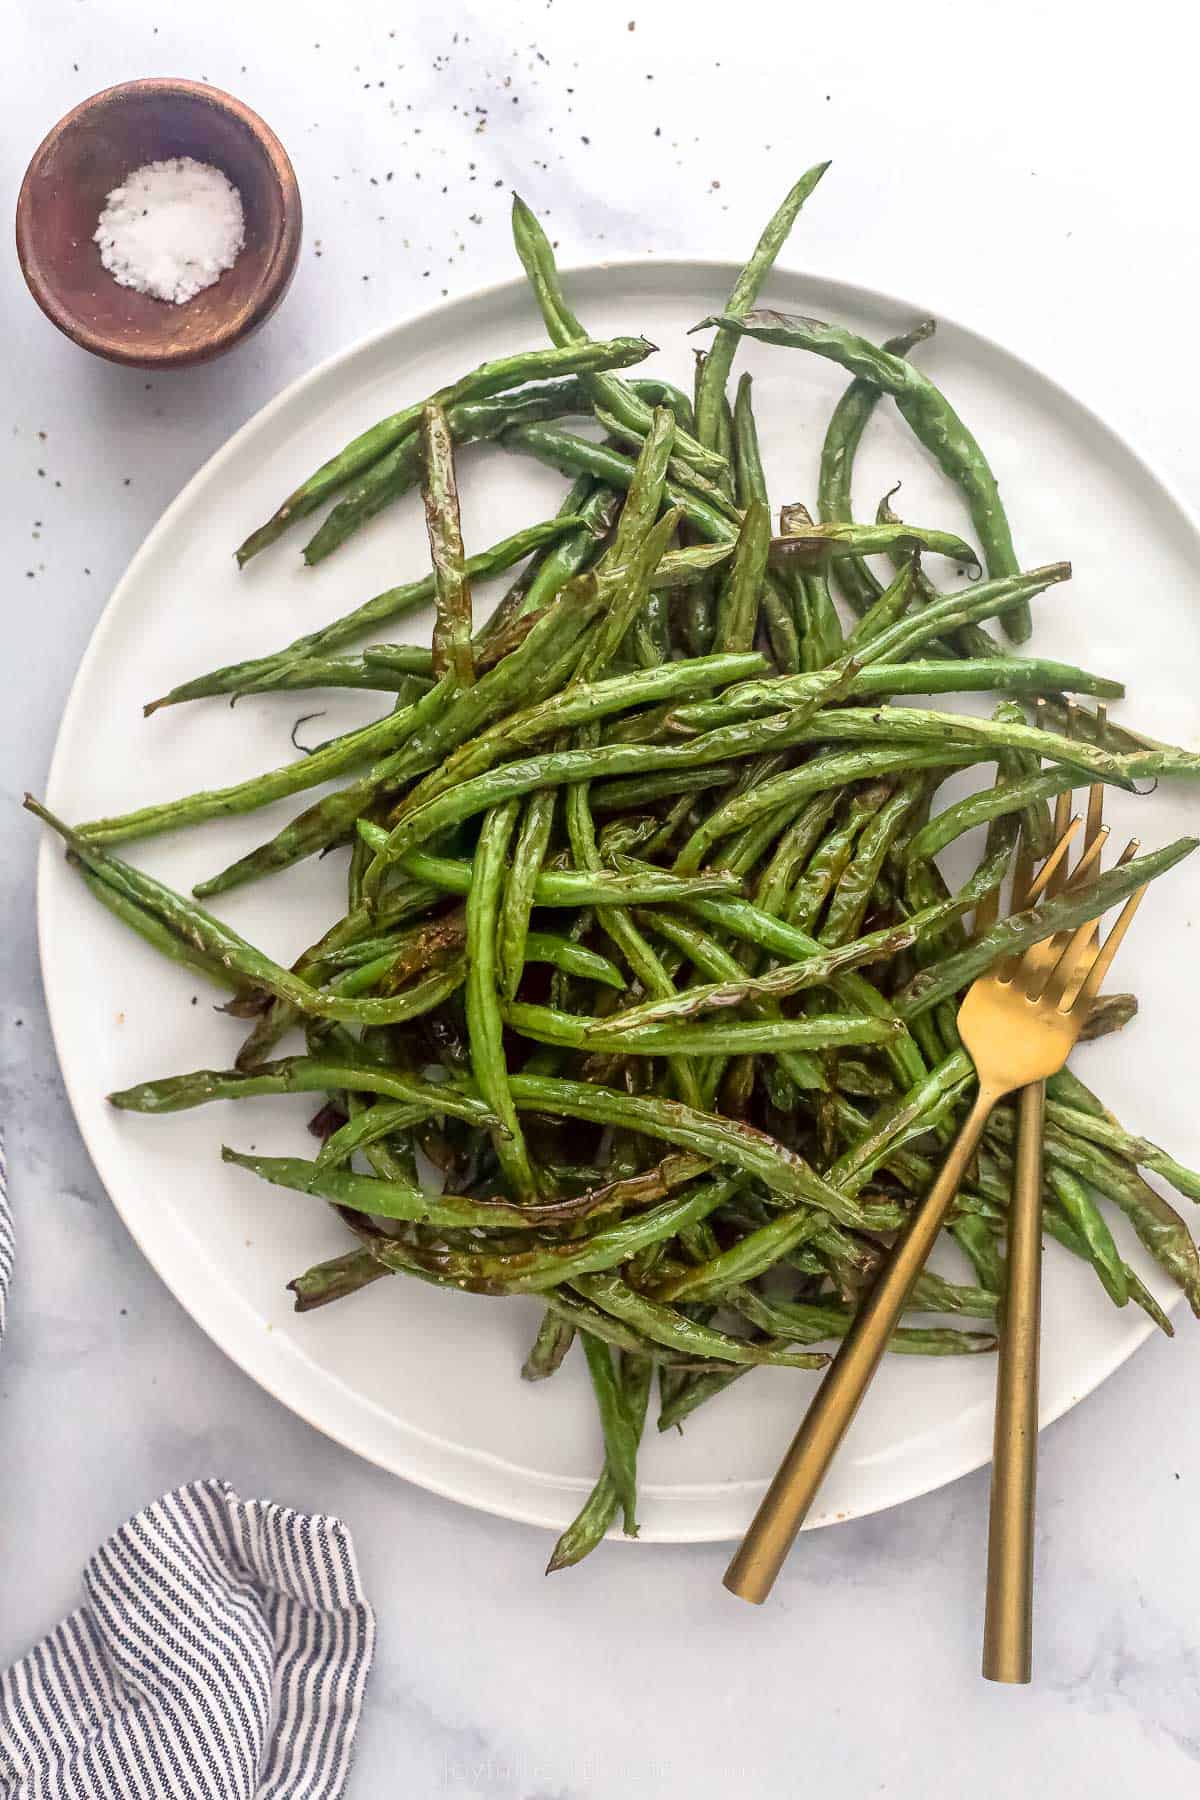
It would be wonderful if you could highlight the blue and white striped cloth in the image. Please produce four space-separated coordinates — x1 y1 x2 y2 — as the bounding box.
0 1143 377 1799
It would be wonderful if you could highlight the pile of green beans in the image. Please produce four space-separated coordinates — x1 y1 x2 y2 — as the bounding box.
30 166 1200 1573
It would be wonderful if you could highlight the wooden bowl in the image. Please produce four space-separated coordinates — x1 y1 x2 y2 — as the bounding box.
16 79 302 369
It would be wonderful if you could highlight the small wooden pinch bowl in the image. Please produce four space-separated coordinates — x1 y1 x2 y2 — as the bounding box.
16 78 302 369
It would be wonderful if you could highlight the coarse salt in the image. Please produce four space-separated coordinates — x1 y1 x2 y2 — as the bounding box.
94 157 245 306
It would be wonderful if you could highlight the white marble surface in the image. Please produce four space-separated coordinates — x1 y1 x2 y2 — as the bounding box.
4 1 1200 1792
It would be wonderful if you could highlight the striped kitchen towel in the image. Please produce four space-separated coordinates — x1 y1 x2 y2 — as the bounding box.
0 1140 376 1796
0 1480 376 1799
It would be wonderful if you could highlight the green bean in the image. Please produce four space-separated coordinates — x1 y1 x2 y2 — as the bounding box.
828 1050 973 1195
234 909 411 1072
774 503 837 671
657 1366 752 1431
38 798 478 1027
150 518 587 714
370 729 970 891
701 308 1032 639
510 193 726 480
1048 1167 1128 1306
502 420 734 543
591 766 739 813
235 336 654 563
789 787 887 934
817 317 936 615
727 1286 997 1354
507 999 902 1057
630 377 697 433
580 1335 641 1534
539 1289 717 1369
577 505 682 686
677 707 1148 872
315 1100 424 1169
420 401 475 684
894 837 1197 1019
991 1111 1200 1314
73 860 241 995
757 574 800 672
468 800 538 1197
906 769 1074 869
400 651 766 817
109 1054 496 1122
522 1311 576 1383
715 500 771 653
673 746 971 873
1027 1182 1166 1328
653 1209 827 1303
695 162 830 458
842 557 920 651
364 1174 740 1295
951 1213 1006 1294
336 905 466 996
86 676 462 848
564 746 703 1110
768 520 979 571
633 908 827 1097
1045 1100 1200 1206
508 1072 873 1227
221 1146 566 1231
394 849 742 907
301 383 598 566
821 780 917 946
570 1273 829 1368
1121 1269 1176 1337
193 591 604 895
547 1352 654 1568
288 1248 393 1311
875 486 1003 661
185 653 423 699
592 405 740 522
498 790 557 1002
602 838 1012 1032
667 651 1119 733
732 373 768 511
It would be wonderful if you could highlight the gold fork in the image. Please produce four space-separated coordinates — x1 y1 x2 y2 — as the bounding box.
982 703 1133 1683
723 825 1148 1607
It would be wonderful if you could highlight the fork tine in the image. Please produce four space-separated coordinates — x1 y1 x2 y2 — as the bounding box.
1021 815 1082 907
998 812 1081 981
1011 829 1036 914
1066 883 1149 1014
1031 914 1100 1005
1084 705 1107 851
1046 785 1074 899
1060 821 1110 890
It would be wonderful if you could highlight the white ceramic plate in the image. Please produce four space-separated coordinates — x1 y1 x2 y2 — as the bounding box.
39 262 1200 1543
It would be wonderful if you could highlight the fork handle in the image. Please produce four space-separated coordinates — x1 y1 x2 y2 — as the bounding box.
724 1084 1002 1605
983 1079 1044 1684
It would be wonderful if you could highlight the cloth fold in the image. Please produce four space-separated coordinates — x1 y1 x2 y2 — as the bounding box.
0 1145 376 1798
0 1480 375 1800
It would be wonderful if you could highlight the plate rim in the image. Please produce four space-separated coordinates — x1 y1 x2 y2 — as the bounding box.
37 254 1196 1542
